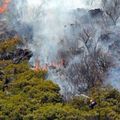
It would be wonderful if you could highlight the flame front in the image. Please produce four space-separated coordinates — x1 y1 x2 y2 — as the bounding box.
34 57 65 72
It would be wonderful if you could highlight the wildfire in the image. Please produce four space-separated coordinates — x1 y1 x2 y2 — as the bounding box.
0 0 11 14
34 57 65 72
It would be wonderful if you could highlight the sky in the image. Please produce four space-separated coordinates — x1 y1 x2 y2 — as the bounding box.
27 0 101 9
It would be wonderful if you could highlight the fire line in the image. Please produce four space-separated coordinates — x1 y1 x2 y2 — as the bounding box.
34 57 65 72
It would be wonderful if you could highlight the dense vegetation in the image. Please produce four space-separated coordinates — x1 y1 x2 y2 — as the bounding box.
0 38 120 120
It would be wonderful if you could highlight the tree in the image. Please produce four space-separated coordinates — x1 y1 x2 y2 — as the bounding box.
66 50 112 93
59 19 113 96
102 0 120 25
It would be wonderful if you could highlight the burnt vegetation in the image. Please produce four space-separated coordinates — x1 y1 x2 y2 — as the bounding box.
66 51 113 92
55 0 120 97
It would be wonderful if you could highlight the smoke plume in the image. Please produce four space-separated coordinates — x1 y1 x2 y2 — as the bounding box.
4 0 120 96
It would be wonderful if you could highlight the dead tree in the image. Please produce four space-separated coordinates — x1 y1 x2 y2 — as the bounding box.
66 50 113 94
102 0 120 25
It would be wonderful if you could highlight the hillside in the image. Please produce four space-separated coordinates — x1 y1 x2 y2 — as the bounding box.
0 35 120 120
0 0 120 119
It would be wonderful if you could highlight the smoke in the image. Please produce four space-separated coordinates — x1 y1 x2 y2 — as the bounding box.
8 0 102 63
106 67 120 91
27 0 101 9
5 0 120 96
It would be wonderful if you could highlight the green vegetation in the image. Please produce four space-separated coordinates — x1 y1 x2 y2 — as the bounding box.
0 36 21 53
0 38 120 120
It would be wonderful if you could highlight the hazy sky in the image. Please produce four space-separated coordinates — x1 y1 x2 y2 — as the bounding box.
27 0 101 9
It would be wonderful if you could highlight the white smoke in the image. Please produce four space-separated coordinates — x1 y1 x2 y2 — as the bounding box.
7 0 120 95
27 0 101 9
23 0 102 63
106 67 120 91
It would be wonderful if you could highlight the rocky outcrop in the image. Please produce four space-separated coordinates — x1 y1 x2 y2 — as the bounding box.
89 8 103 17
0 20 33 63
0 48 33 64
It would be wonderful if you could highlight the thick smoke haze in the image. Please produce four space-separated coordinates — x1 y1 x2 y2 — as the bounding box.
11 0 102 64
5 0 120 96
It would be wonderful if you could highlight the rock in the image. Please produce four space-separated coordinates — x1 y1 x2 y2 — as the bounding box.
12 57 22 64
12 49 33 64
89 9 103 17
0 48 33 63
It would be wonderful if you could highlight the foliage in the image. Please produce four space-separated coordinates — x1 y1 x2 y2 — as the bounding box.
0 36 21 53
0 37 120 120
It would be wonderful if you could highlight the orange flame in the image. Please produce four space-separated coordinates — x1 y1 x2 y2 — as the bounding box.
0 0 11 14
34 57 65 72
34 57 40 72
